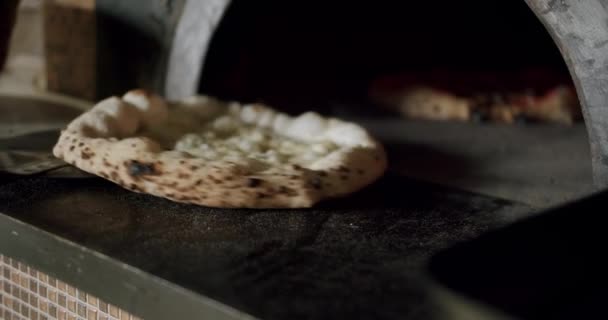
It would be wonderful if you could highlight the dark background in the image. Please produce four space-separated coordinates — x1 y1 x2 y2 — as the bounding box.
199 0 570 114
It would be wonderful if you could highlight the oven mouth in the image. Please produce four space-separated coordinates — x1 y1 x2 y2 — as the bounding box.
198 0 577 121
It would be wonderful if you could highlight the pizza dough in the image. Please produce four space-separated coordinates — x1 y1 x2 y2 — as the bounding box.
53 90 387 208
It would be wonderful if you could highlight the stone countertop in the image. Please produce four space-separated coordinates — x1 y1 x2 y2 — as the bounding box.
0 173 533 320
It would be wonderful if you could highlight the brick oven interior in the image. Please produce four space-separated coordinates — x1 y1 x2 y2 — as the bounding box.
198 0 593 207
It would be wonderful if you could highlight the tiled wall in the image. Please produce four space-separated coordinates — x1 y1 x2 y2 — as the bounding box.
0 254 142 320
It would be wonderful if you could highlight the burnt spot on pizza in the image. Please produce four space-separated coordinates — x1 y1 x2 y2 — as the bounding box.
129 183 139 191
189 165 198 171
310 178 322 190
69 145 75 151
279 186 297 196
110 171 119 180
102 158 111 167
131 143 137 148
179 160 186 165
80 150 94 160
338 166 350 173
178 173 190 179
78 142 84 147
292 164 303 171
207 175 222 184
126 160 158 177
100 172 109 179
194 179 203 186
247 178 263 187
166 193 175 198
257 192 267 199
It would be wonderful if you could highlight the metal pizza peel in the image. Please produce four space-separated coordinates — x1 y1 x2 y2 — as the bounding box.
0 129 92 177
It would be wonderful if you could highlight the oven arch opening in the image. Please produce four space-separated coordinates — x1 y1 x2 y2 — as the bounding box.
168 0 607 205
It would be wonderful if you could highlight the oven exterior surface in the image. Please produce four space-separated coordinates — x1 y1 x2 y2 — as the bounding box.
525 0 608 188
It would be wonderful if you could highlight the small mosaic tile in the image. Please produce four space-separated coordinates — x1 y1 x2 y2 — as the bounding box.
66 284 75 297
1 254 142 320
39 284 47 297
88 295 98 307
58 293 67 307
47 276 56 287
39 299 48 313
109 304 119 317
67 298 76 312
87 308 97 320
78 302 87 317
78 289 86 301
99 301 107 313
30 278 38 293
58 280 67 292
48 289 57 303
49 304 57 317
19 302 28 317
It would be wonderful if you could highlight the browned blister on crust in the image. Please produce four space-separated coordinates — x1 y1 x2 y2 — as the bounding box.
53 90 387 208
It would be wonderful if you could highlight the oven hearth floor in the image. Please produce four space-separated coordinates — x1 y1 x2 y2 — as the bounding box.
356 119 594 208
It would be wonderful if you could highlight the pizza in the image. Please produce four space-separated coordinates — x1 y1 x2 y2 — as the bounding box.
370 71 582 125
52 90 387 208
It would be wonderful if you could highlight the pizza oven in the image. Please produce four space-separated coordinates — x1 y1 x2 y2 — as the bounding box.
2 1 608 320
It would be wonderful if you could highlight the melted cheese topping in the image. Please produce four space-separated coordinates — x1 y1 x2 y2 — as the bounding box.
159 114 337 167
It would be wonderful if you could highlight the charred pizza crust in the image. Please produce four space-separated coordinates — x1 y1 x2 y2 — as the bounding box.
53 90 387 208
370 78 582 125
